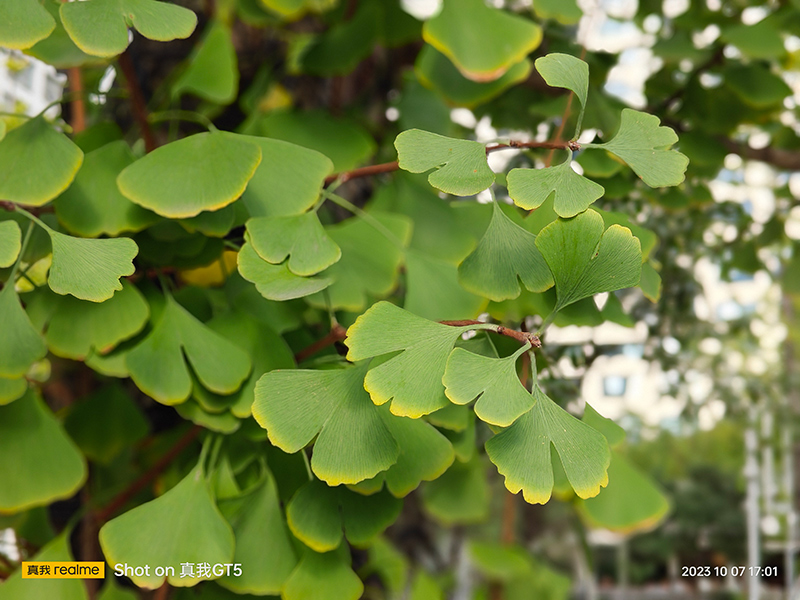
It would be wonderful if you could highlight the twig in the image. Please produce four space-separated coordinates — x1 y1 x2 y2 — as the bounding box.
96 425 202 523
324 161 399 185
153 581 171 600
67 67 86 133
117 51 157 152
294 324 348 363
440 320 542 348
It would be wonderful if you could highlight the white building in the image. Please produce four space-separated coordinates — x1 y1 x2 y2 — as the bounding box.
0 48 65 116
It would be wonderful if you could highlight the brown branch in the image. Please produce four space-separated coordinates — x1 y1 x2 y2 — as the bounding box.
153 582 172 600
325 161 399 185
294 324 348 363
440 320 541 348
67 67 86 134
117 51 157 152
96 425 202 523
720 137 800 171
0 201 14 212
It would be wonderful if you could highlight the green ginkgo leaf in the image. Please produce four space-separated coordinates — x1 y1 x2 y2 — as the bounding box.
282 546 364 600
54 141 160 237
99 464 235 589
0 532 87 600
458 202 553 302
395 129 494 196
237 242 332 301
640 261 662 302
0 220 21 268
346 302 474 418
423 0 542 82
535 209 641 312
173 21 238 105
0 116 84 207
47 231 138 302
240 136 333 217
308 212 412 311
535 53 589 110
443 344 534 427
587 109 688 187
485 380 610 504
507 156 604 218
126 294 252 404
0 285 47 379
247 212 341 276
61 0 197 58
26 0 102 68
0 376 27 405
403 250 485 321
0 0 56 50
35 281 149 360
217 472 297 595
421 456 489 525
0 390 87 512
253 363 400 486
286 480 402 552
117 131 262 219
176 399 241 433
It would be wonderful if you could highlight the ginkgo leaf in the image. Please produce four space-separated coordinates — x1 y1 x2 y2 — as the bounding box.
240 136 333 217
0 390 87 512
283 546 364 600
61 0 197 58
535 209 641 312
54 141 160 237
403 250 485 321
47 231 138 302
0 0 56 49
423 0 542 82
172 21 238 105
0 285 47 379
254 363 400 485
507 157 604 218
286 480 402 552
36 281 149 360
0 220 21 268
587 109 688 187
346 302 475 418
485 381 610 504
217 472 297 595
307 212 411 311
421 456 489 525
458 202 553 302
0 116 84 207
176 399 241 433
534 53 589 110
238 242 332 301
247 212 341 276
443 344 534 427
126 294 252 404
0 376 27 406
99 464 235 589
395 129 494 196
117 131 262 219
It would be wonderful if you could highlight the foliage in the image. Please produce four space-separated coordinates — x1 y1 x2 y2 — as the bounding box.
0 0 796 598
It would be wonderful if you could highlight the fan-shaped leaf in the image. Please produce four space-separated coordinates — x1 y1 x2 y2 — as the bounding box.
0 116 83 207
588 109 688 187
346 302 475 418
486 382 610 504
443 344 534 427
535 209 641 312
99 464 235 588
0 390 87 512
173 21 238 105
0 285 47 378
421 457 489 525
55 141 159 237
47 231 138 302
61 0 197 58
507 157 604 218
283 547 363 600
0 220 21 268
0 0 56 50
126 294 252 404
535 53 589 110
403 250 485 321
253 363 400 486
395 129 494 196
458 202 553 302
0 376 27 405
237 242 332 301
117 132 262 218
0 532 87 599
247 212 341 276
423 0 542 82
287 480 402 552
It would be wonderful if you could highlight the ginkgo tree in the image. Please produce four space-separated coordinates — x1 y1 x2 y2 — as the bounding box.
2 0 785 598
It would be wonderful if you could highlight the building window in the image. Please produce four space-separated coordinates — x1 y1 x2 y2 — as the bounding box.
603 376 627 397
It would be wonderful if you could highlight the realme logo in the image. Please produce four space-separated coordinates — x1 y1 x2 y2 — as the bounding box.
22 562 105 579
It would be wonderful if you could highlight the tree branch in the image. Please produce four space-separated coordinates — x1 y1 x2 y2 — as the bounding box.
720 137 800 171
117 51 157 153
96 425 202 523
440 320 542 348
67 67 86 134
294 324 348 363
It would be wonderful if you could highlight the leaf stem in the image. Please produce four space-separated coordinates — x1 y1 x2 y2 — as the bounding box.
149 110 216 132
14 206 52 232
324 191 406 250
8 222 35 283
536 310 558 337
